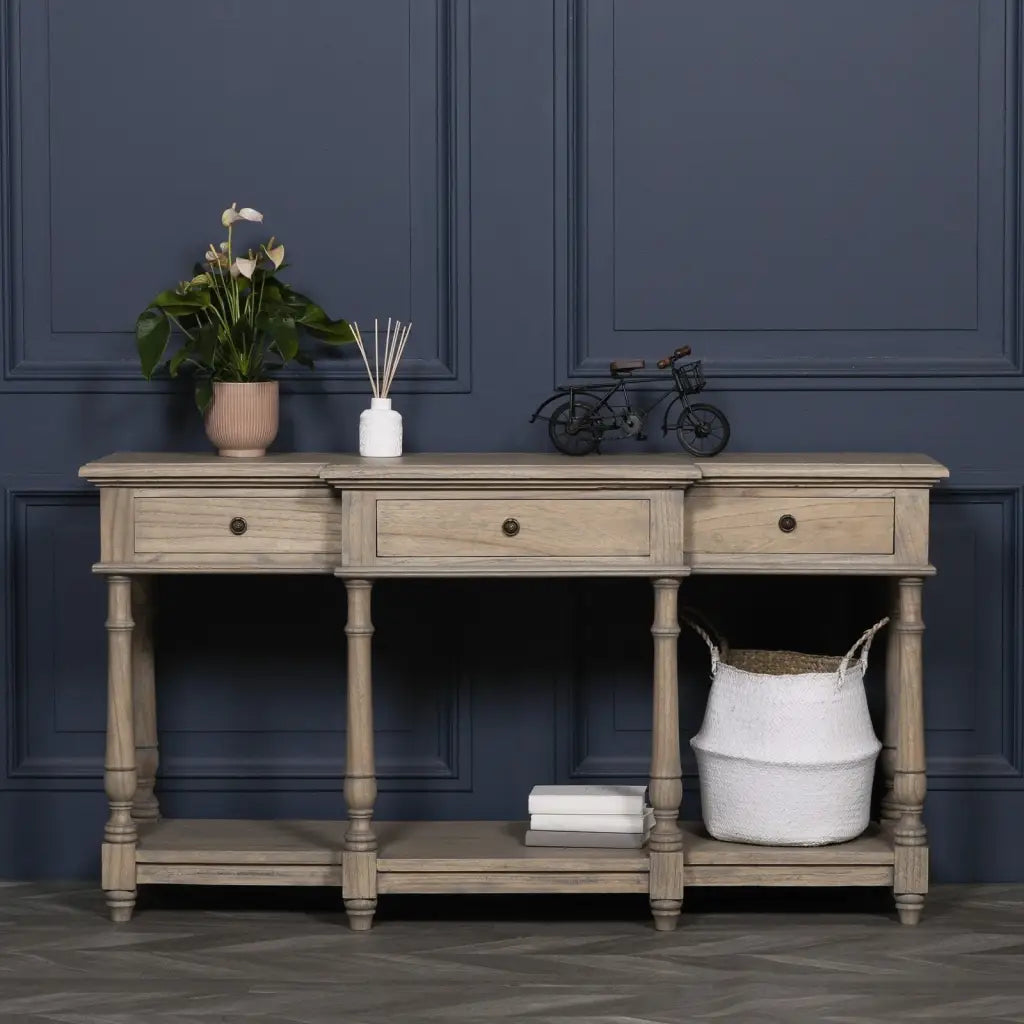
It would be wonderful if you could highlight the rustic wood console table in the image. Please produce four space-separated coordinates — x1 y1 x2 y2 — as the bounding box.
79 453 947 930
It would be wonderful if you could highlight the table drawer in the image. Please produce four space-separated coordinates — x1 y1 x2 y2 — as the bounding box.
685 492 895 555
134 492 342 555
376 498 651 558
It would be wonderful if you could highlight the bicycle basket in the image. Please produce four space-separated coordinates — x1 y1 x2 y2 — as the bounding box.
679 360 706 394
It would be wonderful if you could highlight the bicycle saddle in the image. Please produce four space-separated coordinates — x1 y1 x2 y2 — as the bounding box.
610 359 645 375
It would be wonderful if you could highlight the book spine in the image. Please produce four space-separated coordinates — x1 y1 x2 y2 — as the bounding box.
524 830 648 849
529 811 653 833
527 795 648 816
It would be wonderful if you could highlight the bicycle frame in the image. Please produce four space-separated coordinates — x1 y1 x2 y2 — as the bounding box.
528 367 696 437
532 354 730 457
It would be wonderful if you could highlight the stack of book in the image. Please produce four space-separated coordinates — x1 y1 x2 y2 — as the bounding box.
524 784 653 848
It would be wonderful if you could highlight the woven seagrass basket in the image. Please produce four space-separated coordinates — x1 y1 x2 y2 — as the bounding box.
687 614 887 847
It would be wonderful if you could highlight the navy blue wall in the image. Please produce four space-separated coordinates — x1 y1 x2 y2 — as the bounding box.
1 0 1022 881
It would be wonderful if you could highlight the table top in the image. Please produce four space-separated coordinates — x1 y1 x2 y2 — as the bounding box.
79 451 950 487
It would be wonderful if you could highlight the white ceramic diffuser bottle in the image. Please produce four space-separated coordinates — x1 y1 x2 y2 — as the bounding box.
359 396 403 457
352 318 411 459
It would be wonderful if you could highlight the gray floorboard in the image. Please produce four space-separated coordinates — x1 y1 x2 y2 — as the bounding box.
0 884 1022 1023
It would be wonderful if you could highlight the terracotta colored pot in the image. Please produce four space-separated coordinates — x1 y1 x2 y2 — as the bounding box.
203 381 279 457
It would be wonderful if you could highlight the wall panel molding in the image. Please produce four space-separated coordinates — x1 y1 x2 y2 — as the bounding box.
0 0 471 393
926 485 1024 787
1 488 472 793
554 0 1024 389
564 486 1024 791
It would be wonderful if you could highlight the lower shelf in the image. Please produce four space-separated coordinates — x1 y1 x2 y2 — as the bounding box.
134 819 895 890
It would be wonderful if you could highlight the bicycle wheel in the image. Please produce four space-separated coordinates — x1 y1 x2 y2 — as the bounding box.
549 399 600 456
677 403 730 457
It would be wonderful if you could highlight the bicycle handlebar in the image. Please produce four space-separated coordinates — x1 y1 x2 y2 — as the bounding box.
656 346 692 370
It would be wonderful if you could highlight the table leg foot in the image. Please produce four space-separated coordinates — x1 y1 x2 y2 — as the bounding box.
106 892 136 923
345 899 377 931
651 900 682 931
896 893 924 926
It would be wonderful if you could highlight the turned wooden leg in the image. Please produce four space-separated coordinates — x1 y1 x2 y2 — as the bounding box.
343 579 378 931
103 576 137 922
893 578 928 925
880 578 900 824
131 578 160 823
648 578 684 932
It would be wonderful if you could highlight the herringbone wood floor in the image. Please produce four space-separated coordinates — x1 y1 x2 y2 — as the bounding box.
0 883 1022 1023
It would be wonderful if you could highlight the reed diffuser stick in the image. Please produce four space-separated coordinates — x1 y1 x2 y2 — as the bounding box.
383 322 412 397
383 319 404 397
351 319 413 400
382 320 395 398
351 323 377 398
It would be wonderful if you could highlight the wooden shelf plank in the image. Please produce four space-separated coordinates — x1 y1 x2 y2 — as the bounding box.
376 821 649 873
137 864 342 886
686 865 893 887
134 820 895 888
136 819 345 865
682 822 895 866
379 872 649 894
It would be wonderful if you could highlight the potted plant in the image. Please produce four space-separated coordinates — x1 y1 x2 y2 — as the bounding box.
135 202 354 456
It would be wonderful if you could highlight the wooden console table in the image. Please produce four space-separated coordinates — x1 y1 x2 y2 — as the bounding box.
79 452 947 930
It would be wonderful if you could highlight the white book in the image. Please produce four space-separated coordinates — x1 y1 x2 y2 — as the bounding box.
529 809 654 834
524 829 649 849
527 784 648 816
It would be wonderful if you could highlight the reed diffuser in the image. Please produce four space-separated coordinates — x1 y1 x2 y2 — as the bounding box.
352 319 411 457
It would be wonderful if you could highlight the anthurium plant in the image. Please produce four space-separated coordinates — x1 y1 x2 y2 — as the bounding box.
135 202 354 411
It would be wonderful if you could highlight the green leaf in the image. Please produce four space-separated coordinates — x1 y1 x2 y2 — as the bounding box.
277 284 316 314
194 323 219 368
260 283 285 307
305 317 356 344
152 288 212 311
298 302 328 325
135 309 170 380
195 378 213 413
168 343 190 378
267 315 299 363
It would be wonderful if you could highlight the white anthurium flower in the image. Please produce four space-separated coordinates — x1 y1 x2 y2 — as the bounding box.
219 241 229 252
238 207 264 223
221 202 241 227
233 256 257 279
265 243 285 269
205 246 228 267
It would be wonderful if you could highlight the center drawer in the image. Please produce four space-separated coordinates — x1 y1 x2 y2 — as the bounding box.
134 491 342 555
375 497 652 558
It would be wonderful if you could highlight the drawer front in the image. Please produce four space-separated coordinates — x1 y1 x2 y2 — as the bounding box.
686 493 895 555
134 493 342 554
376 498 651 558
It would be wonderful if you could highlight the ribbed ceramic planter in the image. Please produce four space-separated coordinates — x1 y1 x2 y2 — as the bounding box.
204 381 279 457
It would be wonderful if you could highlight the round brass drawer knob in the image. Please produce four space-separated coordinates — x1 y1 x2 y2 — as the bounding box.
501 518 521 537
778 514 797 534
229 517 248 536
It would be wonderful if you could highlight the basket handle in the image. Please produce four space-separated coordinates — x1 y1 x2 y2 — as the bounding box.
680 609 724 676
837 617 890 687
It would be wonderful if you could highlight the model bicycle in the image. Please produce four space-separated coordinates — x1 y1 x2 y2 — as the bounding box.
529 346 730 457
